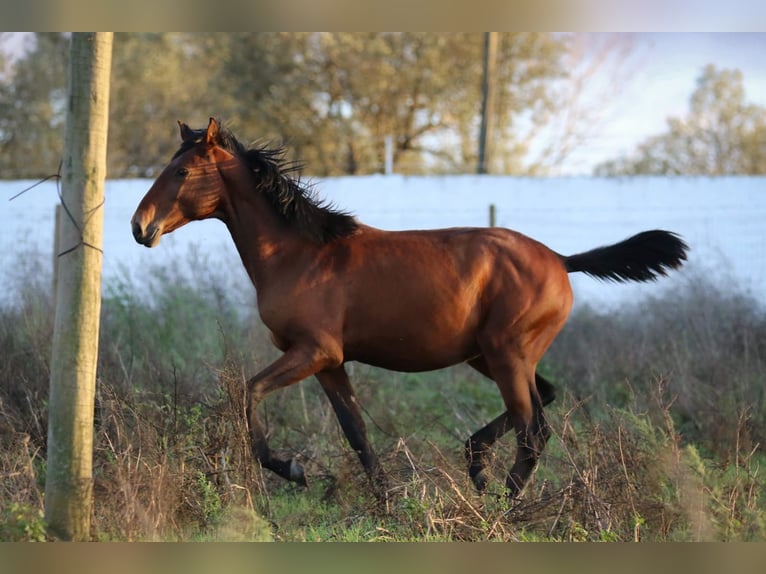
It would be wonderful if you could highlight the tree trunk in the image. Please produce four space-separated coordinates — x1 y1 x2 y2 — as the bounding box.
44 32 112 541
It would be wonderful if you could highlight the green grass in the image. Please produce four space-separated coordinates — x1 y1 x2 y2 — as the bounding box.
1 253 765 541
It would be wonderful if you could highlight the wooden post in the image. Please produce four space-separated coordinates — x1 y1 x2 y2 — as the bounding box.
384 134 394 175
45 32 112 541
52 204 62 307
477 32 499 174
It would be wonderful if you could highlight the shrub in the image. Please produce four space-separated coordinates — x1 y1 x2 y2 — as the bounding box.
1 250 764 540
545 271 766 458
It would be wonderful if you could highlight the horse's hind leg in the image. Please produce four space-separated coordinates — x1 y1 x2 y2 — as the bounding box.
465 357 509 492
506 388 549 497
465 358 555 492
535 373 557 407
464 409 512 492
469 356 557 404
474 351 550 498
315 367 386 497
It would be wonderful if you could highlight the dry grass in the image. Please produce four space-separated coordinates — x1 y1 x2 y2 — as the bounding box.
1 260 764 541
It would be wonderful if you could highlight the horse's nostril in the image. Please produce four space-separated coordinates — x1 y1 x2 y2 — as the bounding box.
132 220 143 242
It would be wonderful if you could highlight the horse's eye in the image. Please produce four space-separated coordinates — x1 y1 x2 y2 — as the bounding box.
176 167 189 178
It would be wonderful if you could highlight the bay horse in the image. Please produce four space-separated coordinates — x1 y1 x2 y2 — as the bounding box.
131 118 688 499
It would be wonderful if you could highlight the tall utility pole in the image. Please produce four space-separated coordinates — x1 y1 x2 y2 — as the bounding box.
477 32 499 174
45 32 112 541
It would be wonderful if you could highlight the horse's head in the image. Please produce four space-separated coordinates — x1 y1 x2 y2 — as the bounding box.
131 117 236 247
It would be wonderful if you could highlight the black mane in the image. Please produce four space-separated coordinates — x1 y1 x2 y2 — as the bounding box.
177 123 359 244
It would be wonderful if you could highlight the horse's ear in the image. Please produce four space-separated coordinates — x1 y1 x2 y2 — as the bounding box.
206 117 220 145
178 121 195 142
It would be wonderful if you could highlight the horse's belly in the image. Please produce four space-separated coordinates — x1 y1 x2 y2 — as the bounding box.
347 348 474 373
343 321 480 373
338 249 487 371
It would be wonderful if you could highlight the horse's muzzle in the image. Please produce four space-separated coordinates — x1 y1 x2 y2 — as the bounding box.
132 219 160 247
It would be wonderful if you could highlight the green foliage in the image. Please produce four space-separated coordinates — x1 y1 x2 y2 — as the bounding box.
99 255 250 402
0 32 572 178
596 64 766 175
0 33 69 179
546 272 766 454
0 502 47 541
0 276 52 445
207 32 567 176
107 33 217 177
194 470 223 528
2 251 766 540
205 506 273 542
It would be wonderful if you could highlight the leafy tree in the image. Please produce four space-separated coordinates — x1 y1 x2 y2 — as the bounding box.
107 33 216 177
0 33 211 178
596 65 766 176
0 32 594 178
209 32 569 175
205 33 332 170
0 33 69 179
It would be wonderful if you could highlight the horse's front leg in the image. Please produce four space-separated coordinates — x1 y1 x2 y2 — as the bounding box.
246 345 340 486
316 366 387 498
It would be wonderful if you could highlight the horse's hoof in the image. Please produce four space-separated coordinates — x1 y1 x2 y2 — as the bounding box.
289 458 308 487
504 476 524 500
471 469 490 493
371 477 391 504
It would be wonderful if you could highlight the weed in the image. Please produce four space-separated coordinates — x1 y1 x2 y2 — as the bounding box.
1 251 765 540
0 502 47 542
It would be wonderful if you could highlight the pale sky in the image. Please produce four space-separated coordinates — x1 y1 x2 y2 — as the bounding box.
562 33 766 174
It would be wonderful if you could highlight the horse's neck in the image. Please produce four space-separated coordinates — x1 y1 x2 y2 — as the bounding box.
223 190 309 291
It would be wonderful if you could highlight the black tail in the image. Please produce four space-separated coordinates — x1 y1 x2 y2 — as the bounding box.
563 230 688 283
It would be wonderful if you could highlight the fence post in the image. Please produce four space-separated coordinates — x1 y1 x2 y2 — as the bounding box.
52 204 62 305
384 135 394 175
45 31 112 541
